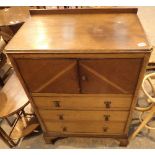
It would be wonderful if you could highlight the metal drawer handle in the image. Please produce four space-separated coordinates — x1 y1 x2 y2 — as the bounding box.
53 101 60 107
62 127 67 132
59 114 64 120
103 127 108 132
103 115 110 121
104 101 111 108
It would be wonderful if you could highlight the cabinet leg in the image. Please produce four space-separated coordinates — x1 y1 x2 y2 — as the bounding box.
43 136 56 144
43 136 66 144
119 138 129 147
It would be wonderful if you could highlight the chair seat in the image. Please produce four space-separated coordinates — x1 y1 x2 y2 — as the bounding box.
0 72 28 118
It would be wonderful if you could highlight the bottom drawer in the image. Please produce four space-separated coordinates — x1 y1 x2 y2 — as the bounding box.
44 121 125 135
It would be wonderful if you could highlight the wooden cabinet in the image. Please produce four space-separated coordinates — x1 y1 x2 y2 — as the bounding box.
5 8 152 146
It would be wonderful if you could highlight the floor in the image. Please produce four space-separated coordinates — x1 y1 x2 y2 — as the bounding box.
1 6 155 149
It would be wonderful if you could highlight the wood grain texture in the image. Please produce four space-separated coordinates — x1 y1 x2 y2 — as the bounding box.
38 110 129 122
15 58 79 93
29 8 138 15
0 73 29 118
124 53 151 134
0 7 30 27
79 58 142 94
15 57 142 94
5 8 151 145
5 8 151 52
33 95 132 110
7 54 47 132
44 121 125 135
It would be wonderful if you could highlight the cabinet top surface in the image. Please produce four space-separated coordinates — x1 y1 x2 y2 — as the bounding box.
5 8 151 53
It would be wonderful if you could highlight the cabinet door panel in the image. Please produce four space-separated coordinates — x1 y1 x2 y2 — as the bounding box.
79 58 142 94
15 58 79 93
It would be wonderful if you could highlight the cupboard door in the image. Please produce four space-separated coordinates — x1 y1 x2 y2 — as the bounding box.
79 58 142 94
15 58 79 93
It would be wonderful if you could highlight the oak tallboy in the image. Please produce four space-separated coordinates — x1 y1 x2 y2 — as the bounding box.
5 8 152 146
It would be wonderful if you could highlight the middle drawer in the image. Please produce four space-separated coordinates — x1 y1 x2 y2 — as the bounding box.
38 110 129 122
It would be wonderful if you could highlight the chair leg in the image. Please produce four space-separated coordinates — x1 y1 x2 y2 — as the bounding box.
0 132 13 148
0 77 4 86
5 117 17 127
0 127 16 147
129 107 155 140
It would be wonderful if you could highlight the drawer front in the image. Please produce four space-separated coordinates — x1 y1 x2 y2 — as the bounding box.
44 121 125 134
39 110 129 122
33 95 132 110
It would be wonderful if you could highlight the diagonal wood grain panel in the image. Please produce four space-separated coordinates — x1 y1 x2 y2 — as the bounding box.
35 62 76 92
80 63 128 94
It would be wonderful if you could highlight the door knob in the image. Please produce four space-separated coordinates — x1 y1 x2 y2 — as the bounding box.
81 75 87 81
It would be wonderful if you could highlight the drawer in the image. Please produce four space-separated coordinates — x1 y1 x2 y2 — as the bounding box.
44 121 125 134
39 110 129 122
33 95 132 110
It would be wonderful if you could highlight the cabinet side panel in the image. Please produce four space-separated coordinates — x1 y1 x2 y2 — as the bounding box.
124 53 151 134
7 54 47 132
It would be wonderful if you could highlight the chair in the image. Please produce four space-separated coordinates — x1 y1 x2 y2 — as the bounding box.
147 47 155 71
0 36 7 86
130 72 155 140
0 72 39 148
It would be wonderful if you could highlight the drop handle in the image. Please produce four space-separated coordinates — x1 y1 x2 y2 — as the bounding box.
62 127 67 132
104 101 111 108
103 127 108 132
103 115 110 121
53 101 60 107
59 114 64 120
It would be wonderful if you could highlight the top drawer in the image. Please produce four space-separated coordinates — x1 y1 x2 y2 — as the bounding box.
33 95 132 110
